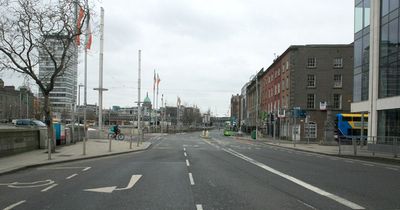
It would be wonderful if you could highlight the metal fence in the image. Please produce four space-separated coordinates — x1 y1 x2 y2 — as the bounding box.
338 136 399 158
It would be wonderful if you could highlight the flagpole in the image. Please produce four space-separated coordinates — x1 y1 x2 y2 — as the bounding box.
160 94 163 133
152 70 156 131
83 0 89 156
93 7 108 145
137 50 142 147
156 79 159 132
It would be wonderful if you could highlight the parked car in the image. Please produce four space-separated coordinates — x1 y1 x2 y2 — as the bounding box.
15 119 47 127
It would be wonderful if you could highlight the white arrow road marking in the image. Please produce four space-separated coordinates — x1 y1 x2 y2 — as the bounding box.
84 175 142 193
0 180 55 188
3 200 26 210
196 204 203 210
114 175 142 191
223 148 365 210
84 186 117 193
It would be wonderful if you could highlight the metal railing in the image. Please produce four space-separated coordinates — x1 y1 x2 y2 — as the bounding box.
338 135 399 158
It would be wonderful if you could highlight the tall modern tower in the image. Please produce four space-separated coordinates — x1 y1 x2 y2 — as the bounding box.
352 0 400 138
38 35 78 120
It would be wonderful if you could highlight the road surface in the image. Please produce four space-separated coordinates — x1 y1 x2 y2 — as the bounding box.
0 130 399 209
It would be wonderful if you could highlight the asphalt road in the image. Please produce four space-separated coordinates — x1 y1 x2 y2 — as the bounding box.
0 130 399 210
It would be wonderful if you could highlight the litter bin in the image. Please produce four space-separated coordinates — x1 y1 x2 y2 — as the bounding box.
251 130 257 139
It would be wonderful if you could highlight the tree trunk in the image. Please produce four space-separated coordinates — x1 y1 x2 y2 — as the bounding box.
44 94 55 153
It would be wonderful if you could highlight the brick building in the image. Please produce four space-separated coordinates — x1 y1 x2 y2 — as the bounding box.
230 94 240 127
259 44 354 142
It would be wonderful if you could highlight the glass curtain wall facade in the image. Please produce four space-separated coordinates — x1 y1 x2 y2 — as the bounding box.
378 0 400 137
354 0 370 102
353 0 400 138
379 0 400 98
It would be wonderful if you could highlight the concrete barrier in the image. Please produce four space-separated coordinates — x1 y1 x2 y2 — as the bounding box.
0 128 41 157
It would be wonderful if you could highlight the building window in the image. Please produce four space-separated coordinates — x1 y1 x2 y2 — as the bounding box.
307 57 317 68
286 95 289 107
286 77 289 89
333 57 343 68
307 74 316 87
307 94 315 109
378 109 400 137
333 94 342 109
305 122 317 138
334 74 342 88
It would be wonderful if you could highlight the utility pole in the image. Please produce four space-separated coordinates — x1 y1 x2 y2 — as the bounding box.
93 7 108 140
136 50 142 147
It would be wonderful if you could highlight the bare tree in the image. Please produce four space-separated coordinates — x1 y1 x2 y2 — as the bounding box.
0 0 88 152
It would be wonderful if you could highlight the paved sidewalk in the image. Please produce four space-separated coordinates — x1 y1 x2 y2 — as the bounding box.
0 134 161 175
233 135 400 162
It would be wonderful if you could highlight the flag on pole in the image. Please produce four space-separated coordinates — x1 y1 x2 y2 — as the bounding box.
76 6 85 45
86 24 92 50
153 70 156 91
156 73 161 92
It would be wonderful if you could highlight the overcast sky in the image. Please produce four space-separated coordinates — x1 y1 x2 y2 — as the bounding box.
2 0 354 116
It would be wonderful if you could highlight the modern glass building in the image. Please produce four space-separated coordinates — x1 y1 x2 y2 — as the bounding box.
352 0 400 139
38 35 78 120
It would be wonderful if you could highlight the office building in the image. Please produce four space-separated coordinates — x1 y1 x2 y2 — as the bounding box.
352 0 400 138
38 35 78 120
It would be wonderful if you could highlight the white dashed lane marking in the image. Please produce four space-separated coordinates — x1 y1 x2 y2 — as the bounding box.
386 167 399 171
3 200 26 210
66 173 78 179
188 173 195 185
41 184 58 192
362 163 374 167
